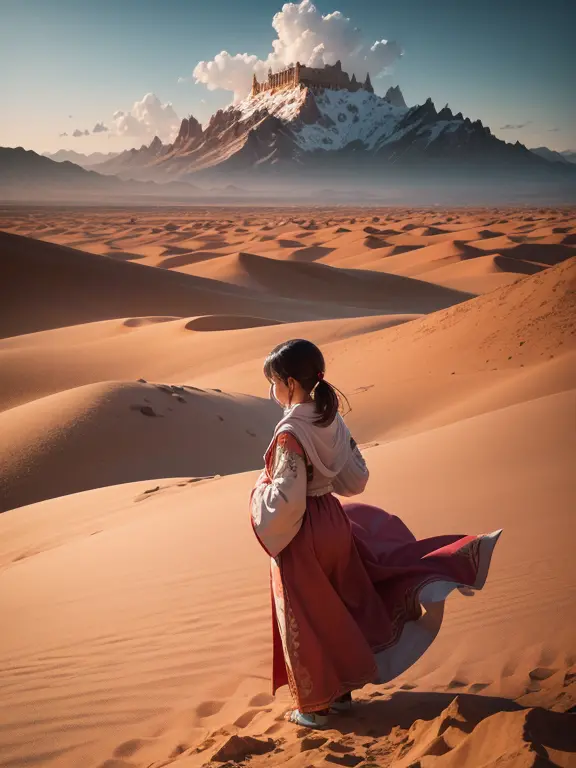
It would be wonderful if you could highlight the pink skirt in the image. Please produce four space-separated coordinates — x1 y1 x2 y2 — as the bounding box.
270 495 501 713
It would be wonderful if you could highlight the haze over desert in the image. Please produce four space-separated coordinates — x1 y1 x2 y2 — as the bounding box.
0 203 575 768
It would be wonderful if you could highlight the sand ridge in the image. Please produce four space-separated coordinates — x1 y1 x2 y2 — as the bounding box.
0 205 575 767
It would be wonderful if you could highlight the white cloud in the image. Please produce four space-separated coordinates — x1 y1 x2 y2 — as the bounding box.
111 93 181 142
192 0 402 101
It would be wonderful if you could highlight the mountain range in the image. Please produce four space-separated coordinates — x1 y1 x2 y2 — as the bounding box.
42 149 120 166
529 147 576 165
3 83 576 204
90 85 574 189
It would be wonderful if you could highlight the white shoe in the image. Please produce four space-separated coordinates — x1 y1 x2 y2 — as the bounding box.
287 709 329 729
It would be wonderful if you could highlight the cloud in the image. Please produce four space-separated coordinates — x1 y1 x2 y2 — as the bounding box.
191 0 402 101
72 128 90 137
500 122 531 130
59 132 68 137
548 127 559 132
92 122 109 133
111 92 180 141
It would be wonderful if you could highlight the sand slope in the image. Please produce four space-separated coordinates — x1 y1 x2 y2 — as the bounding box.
1 256 573 511
0 231 409 338
0 381 278 512
0 390 574 768
0 206 575 768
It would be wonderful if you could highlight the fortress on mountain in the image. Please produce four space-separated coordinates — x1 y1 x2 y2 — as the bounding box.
251 60 374 97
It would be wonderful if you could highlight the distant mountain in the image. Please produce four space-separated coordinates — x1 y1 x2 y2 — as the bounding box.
560 150 576 164
529 146 571 164
42 149 120 167
94 80 575 190
0 147 203 202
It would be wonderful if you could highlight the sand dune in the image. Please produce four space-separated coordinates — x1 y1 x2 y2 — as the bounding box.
0 206 574 768
0 381 278 512
4 207 573 300
0 314 419 412
181 250 473 310
0 390 573 768
0 231 399 338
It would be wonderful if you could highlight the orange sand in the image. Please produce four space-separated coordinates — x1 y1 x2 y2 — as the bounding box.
0 206 575 768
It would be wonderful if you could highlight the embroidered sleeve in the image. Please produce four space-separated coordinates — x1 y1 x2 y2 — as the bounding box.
332 436 369 497
251 432 307 557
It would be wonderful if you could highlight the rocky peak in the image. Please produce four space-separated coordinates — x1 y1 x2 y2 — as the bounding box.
408 97 438 125
148 136 164 155
297 88 324 125
437 105 454 121
385 85 406 108
174 116 203 149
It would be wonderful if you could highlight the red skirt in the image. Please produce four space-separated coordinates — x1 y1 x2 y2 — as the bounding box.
269 495 501 713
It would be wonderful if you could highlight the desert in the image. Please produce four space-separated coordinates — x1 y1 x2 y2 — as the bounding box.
0 204 575 767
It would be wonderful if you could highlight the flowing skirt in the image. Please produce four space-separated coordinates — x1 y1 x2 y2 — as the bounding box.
270 495 501 713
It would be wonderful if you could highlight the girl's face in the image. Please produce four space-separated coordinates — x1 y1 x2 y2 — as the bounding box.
269 374 294 408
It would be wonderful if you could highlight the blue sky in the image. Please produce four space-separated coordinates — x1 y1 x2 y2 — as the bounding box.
1 0 574 154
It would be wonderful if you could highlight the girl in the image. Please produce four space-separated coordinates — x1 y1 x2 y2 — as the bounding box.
250 339 501 729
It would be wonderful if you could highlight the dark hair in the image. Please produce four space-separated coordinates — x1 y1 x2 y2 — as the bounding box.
263 339 349 426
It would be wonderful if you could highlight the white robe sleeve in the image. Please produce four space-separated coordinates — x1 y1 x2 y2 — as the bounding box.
251 434 308 558
332 438 369 497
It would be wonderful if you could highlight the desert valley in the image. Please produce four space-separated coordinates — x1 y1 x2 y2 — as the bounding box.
0 204 575 767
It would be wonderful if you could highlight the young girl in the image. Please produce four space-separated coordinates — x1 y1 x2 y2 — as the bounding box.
250 339 501 729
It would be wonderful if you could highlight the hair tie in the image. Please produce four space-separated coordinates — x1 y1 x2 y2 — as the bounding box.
317 371 324 381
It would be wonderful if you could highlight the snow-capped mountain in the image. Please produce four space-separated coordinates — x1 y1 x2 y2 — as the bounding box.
94 84 568 183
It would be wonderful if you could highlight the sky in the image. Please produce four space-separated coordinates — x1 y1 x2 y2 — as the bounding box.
1 0 574 155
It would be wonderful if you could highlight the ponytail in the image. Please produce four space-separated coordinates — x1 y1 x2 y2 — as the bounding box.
312 379 339 426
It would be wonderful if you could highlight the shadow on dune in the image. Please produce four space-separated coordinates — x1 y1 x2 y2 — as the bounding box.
289 245 336 262
460 241 574 266
158 251 226 269
493 255 546 275
162 245 198 256
336 692 520 736
454 240 574 274
184 315 283 331
364 236 393 249
504 243 576 266
476 229 504 239
105 251 146 261
235 251 472 312
277 239 305 248
363 227 402 236
333 691 575 754
391 244 423 255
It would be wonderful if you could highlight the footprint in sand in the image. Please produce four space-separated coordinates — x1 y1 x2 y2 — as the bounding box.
469 682 490 693
112 737 151 758
234 708 272 728
249 693 275 706
130 404 163 417
133 486 161 502
168 743 189 758
196 699 225 718
529 667 557 682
